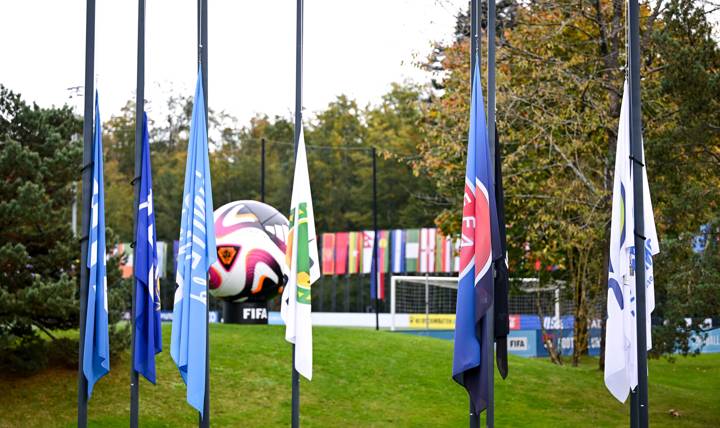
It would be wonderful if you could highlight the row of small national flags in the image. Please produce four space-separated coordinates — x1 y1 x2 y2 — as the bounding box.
320 229 459 276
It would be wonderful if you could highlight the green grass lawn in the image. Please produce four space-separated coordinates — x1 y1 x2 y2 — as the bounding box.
2 324 718 427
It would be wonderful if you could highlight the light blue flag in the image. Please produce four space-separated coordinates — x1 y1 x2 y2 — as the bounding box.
170 69 216 415
83 91 110 398
134 112 162 384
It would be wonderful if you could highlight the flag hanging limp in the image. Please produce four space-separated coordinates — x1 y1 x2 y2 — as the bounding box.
281 128 321 381
170 69 216 415
133 112 162 384
83 91 110 398
452 60 501 413
604 80 660 403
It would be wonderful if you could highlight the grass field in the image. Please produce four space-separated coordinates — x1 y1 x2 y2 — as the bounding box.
2 324 718 427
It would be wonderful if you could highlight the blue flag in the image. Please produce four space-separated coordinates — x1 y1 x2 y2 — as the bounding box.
452 61 501 413
83 92 110 398
391 229 406 273
133 112 162 384
170 69 217 415
370 231 379 300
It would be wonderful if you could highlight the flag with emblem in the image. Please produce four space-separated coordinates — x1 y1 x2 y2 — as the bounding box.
133 112 162 384
419 228 436 273
281 128 320 380
362 231 375 274
604 80 660 403
348 232 361 274
452 61 501 413
170 69 217 415
370 230 389 300
83 91 110 398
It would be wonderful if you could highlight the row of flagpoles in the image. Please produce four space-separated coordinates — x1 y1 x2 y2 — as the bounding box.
75 0 656 427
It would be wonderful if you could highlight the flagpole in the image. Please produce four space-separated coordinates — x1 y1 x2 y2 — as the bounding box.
77 0 95 426
198 0 210 426
486 0 496 426
372 147 379 331
291 0 303 426
261 138 266 203
129 0 146 426
468 1 480 426
628 0 649 427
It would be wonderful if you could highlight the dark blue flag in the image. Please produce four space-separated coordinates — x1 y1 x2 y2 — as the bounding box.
452 60 501 413
83 91 110 398
134 112 162 384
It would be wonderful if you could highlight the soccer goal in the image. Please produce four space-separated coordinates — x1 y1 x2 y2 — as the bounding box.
390 275 458 331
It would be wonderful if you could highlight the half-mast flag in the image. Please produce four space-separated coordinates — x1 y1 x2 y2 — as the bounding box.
321 233 335 275
492 124 511 380
83 92 110 398
281 128 320 380
334 232 349 275
391 229 406 273
134 112 162 384
604 80 660 403
170 70 217 415
452 61 501 413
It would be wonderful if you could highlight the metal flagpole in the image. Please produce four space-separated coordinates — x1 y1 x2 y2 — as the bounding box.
77 0 95 426
261 138 266 203
486 0 496 426
468 1 480 427
628 0 649 427
291 0 303 426
130 0 146 426
372 147 379 331
198 0 210 426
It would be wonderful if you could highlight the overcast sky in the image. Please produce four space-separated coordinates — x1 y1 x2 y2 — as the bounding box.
0 0 465 126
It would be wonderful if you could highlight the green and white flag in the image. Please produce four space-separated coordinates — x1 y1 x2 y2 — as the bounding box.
281 128 320 381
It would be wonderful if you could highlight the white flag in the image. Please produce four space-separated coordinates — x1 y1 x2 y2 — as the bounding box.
281 128 320 380
604 80 660 403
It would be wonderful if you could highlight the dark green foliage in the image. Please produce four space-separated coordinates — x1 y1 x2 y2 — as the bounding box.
0 86 130 375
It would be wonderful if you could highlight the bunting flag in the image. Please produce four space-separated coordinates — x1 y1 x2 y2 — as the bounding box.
83 91 110 398
321 233 335 275
419 228 436 273
170 70 217 415
362 231 375 274
281 128 320 380
371 230 389 299
391 229 406 273
452 60 502 413
334 232 349 275
348 232 361 274
405 229 420 272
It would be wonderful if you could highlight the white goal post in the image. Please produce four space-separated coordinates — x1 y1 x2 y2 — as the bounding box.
390 275 458 331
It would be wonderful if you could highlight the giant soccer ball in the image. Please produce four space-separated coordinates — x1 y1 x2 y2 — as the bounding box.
208 200 289 303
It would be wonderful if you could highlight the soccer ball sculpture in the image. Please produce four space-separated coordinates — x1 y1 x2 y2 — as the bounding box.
208 200 289 303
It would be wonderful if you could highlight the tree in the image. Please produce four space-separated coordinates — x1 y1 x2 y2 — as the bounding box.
0 86 129 374
416 1 720 364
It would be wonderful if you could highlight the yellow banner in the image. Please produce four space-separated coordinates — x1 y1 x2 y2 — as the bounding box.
408 314 456 330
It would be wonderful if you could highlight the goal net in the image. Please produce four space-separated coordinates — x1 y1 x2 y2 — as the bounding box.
390 275 572 331
390 275 458 331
